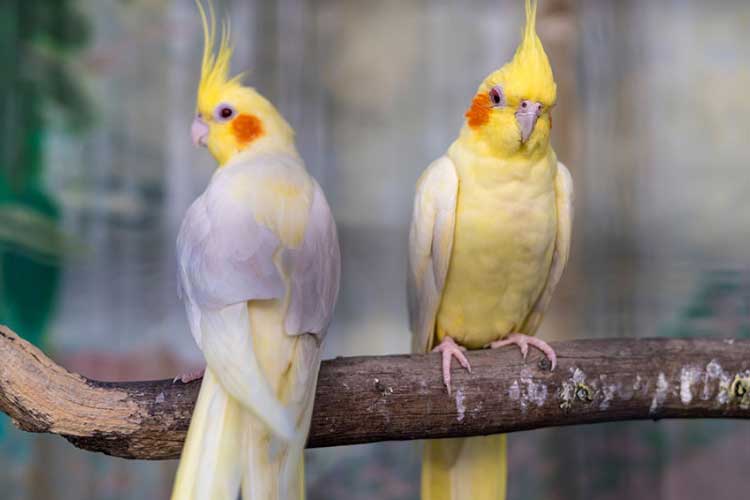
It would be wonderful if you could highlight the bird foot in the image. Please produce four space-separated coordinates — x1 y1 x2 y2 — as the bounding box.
172 368 205 384
487 333 557 371
432 336 471 395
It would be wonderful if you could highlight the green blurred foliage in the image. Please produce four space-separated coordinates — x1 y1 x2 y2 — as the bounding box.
0 0 90 352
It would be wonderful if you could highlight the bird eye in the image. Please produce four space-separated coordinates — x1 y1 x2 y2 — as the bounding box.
213 103 235 121
488 86 505 107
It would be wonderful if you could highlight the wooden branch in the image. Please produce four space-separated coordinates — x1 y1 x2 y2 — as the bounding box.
1 325 750 460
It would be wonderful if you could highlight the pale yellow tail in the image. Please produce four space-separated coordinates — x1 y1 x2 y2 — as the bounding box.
170 368 306 500
171 368 244 500
422 435 507 500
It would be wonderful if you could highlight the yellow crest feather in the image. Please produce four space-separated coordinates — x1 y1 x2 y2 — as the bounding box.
196 1 243 113
489 0 557 106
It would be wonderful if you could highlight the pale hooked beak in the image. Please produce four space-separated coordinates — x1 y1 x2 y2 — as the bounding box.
191 115 209 147
515 100 543 144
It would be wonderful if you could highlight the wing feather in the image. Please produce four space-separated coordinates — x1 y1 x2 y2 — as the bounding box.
407 156 459 354
284 180 341 337
177 152 340 441
177 164 286 345
521 161 574 335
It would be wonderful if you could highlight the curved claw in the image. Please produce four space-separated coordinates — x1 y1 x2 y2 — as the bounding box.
518 342 529 359
489 333 557 371
432 336 471 395
172 368 205 384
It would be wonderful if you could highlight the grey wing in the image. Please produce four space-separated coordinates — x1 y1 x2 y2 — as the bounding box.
284 180 341 337
176 165 286 346
407 156 459 354
521 161 574 335
175 161 300 440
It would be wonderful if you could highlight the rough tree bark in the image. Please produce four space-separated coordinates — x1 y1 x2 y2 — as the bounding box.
1 325 749 460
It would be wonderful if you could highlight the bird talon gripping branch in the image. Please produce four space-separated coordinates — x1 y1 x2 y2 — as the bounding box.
432 336 472 395
489 333 558 371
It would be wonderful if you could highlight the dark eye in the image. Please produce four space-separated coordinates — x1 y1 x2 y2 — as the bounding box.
488 85 505 107
213 103 236 121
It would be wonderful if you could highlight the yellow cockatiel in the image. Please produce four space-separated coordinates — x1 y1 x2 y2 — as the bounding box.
407 1 573 499
171 4 340 499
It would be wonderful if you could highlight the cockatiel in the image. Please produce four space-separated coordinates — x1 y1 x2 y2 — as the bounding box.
171 4 340 500
407 1 573 499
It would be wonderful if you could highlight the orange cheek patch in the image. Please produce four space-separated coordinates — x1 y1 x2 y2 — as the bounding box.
465 93 491 129
231 113 264 146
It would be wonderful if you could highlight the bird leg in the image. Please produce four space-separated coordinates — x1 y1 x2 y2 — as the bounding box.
432 336 471 395
173 368 205 384
487 333 557 371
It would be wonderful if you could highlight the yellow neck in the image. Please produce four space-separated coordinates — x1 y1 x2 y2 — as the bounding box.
454 124 550 164
216 132 296 167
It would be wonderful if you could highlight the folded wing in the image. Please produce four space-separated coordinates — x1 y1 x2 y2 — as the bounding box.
285 180 341 337
521 161 574 335
177 153 339 441
407 155 459 354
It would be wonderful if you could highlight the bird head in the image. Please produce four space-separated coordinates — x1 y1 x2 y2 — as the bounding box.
191 2 293 166
463 0 557 158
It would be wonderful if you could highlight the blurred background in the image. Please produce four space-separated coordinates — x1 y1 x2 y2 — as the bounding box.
0 0 749 498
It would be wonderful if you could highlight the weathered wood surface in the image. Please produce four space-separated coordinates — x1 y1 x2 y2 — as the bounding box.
1 325 749 460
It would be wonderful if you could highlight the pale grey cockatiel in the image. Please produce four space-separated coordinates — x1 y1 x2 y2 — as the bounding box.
170 5 340 500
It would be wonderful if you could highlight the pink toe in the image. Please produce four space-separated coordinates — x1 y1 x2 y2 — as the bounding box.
547 350 557 370
460 355 472 373
442 355 453 393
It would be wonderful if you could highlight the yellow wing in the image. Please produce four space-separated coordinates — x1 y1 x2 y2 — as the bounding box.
407 155 459 354
521 161 574 335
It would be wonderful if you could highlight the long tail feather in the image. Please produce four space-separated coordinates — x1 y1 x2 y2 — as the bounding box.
422 435 507 500
240 338 320 500
171 368 311 500
201 304 296 441
239 413 307 500
174 304 320 499
171 368 244 500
